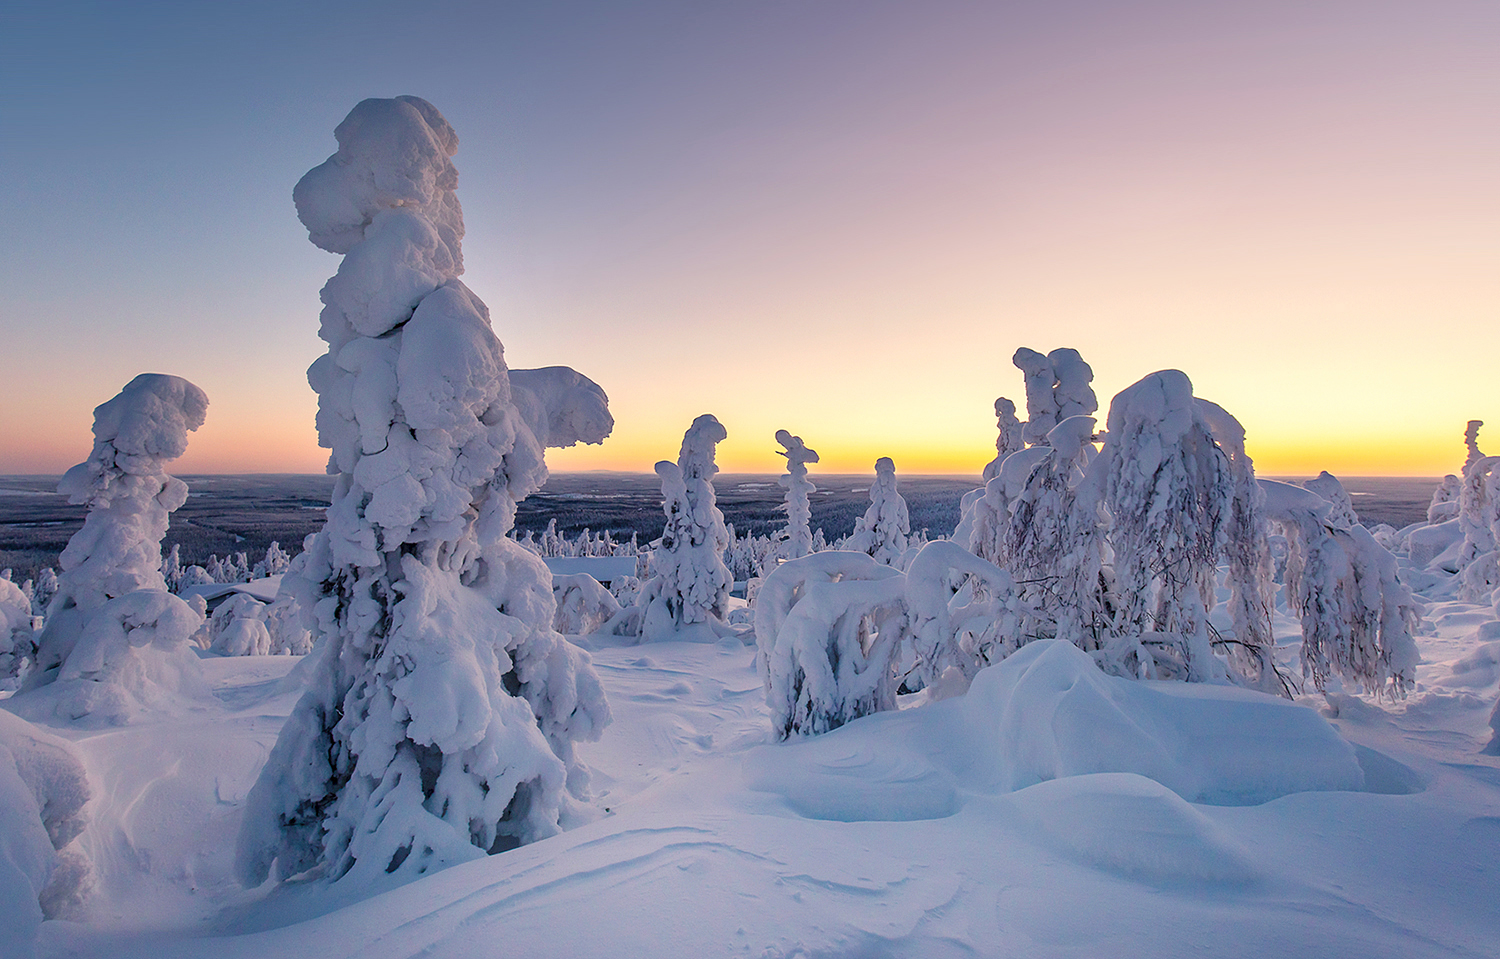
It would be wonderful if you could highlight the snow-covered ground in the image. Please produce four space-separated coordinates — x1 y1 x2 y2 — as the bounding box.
17 562 1500 959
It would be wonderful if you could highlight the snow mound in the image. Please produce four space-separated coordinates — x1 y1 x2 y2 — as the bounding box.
743 737 960 823
1008 773 1260 885
968 641 1365 803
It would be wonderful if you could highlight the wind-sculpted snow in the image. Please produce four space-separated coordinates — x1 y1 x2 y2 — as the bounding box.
0 710 92 957
237 97 610 890
13 375 208 722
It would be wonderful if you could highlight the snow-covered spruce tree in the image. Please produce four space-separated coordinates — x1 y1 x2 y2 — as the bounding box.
253 541 292 579
981 398 1023 482
775 430 820 561
1457 454 1500 602
236 97 611 889
638 414 734 642
844 457 910 567
1012 347 1098 447
207 593 272 656
1261 480 1419 696
1093 370 1232 682
13 374 209 722
1194 399 1282 695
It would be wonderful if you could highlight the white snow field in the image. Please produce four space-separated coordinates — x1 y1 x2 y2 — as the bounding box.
16 571 1500 959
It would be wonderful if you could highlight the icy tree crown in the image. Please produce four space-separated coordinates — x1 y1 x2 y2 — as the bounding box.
1012 347 1097 446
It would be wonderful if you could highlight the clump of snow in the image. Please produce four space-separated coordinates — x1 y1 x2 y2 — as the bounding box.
237 97 611 891
637 415 735 643
12 374 209 723
1012 347 1098 446
843 457 909 567
0 709 93 957
775 429 819 561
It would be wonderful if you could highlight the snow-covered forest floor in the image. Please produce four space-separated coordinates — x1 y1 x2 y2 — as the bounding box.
28 558 1500 959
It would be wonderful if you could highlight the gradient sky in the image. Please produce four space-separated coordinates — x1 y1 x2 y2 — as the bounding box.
2 0 1495 478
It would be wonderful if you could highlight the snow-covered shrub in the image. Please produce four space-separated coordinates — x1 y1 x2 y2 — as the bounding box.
638 415 734 643
0 710 93 956
15 374 209 723
236 97 611 890
1261 480 1419 697
981 397 1023 482
755 551 907 739
207 593 273 656
552 573 622 635
1093 371 1232 683
1195 399 1282 695
775 429 819 561
30 570 58 617
0 578 36 689
843 457 909 567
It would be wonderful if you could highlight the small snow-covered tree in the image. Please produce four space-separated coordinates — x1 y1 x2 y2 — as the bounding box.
1429 474 1462 524
775 429 820 561
15 374 209 722
207 593 273 656
236 97 612 890
639 415 734 642
252 541 292 579
552 573 622 636
31 569 58 614
1093 370 1232 683
844 457 909 566
1261 480 1419 697
755 551 907 739
981 398 1023 482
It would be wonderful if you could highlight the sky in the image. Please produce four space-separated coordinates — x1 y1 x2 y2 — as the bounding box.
1 0 1495 478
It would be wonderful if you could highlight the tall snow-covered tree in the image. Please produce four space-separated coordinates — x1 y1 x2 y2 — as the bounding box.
639 414 734 642
1464 420 1486 474
14 375 209 722
844 457 910 567
775 429 820 561
236 97 612 890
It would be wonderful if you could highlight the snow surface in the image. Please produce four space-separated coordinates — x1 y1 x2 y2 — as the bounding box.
16 558 1500 959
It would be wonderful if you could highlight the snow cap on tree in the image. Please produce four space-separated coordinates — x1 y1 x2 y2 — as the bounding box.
1464 420 1485 474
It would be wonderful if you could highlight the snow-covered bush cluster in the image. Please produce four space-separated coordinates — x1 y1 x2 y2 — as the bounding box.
236 97 612 889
